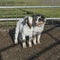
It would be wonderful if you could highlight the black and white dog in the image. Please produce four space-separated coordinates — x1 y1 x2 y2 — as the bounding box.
14 16 34 48
32 14 46 45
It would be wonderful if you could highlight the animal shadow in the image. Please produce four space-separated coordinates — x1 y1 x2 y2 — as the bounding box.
9 28 15 44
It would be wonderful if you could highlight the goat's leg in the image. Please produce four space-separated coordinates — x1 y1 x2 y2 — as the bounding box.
22 35 27 48
14 39 18 44
28 38 32 47
14 21 19 44
14 33 19 44
22 40 27 48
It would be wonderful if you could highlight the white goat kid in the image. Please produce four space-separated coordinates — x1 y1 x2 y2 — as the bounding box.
33 14 46 45
14 16 33 48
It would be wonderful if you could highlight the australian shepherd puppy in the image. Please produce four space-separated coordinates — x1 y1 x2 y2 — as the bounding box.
14 16 34 48
32 14 46 45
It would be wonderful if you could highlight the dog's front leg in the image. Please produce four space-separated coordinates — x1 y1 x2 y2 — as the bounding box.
37 34 41 44
22 34 27 48
33 35 37 45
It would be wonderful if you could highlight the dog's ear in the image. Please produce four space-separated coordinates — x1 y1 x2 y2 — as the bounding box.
41 15 46 22
32 15 36 26
41 15 45 19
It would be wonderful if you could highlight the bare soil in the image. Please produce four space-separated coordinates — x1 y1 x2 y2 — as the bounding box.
0 25 60 60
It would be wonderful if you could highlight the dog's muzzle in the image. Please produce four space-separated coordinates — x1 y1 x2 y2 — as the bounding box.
36 21 44 26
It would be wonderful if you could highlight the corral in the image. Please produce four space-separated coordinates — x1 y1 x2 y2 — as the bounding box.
0 0 60 60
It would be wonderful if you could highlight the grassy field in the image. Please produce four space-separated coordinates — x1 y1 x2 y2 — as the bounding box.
0 0 60 18
0 0 60 6
0 0 60 27
0 8 60 18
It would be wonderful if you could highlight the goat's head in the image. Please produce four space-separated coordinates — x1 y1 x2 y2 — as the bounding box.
24 16 33 28
33 14 46 26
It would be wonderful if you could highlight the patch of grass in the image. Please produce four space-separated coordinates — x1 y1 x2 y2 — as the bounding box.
0 0 60 6
0 0 60 18
0 8 60 28
0 20 17 28
0 0 60 28
0 8 60 18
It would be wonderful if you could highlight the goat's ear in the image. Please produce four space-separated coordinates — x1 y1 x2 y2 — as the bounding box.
32 15 35 17
26 19 28 23
25 17 28 23
32 15 35 19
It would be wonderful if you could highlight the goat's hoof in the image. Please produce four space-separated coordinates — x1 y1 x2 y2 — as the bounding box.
14 40 18 44
37 40 41 44
33 40 37 45
22 42 27 48
28 41 32 47
37 42 41 44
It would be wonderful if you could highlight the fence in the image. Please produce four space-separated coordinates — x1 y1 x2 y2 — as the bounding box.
0 6 60 30
0 6 60 8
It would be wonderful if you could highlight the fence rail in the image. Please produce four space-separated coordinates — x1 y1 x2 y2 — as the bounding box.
0 18 60 21
0 6 60 9
0 6 60 21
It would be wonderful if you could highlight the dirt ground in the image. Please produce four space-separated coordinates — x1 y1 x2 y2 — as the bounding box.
0 25 60 60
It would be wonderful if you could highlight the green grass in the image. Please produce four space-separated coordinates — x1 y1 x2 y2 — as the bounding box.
0 8 60 28
0 20 17 28
0 0 60 6
0 8 60 18
0 0 60 28
0 0 60 18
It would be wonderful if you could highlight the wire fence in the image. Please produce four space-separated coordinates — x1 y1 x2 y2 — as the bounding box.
0 18 60 30
0 6 60 30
